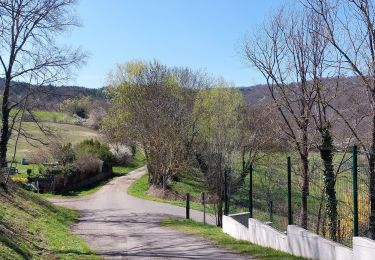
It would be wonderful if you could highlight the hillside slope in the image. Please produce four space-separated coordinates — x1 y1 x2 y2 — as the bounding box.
0 183 97 259
8 122 101 160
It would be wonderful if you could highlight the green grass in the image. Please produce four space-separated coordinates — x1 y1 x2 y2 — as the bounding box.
171 171 206 196
161 218 306 260
128 173 213 213
32 111 76 124
10 110 76 124
0 184 98 259
112 149 147 177
8 122 100 160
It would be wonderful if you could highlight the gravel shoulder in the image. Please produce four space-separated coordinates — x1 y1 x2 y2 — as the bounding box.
50 167 252 259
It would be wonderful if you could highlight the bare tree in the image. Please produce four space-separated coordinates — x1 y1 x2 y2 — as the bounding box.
0 0 86 181
304 0 375 239
243 7 323 229
238 104 280 182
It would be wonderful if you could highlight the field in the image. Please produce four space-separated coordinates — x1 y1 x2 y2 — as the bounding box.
8 121 100 160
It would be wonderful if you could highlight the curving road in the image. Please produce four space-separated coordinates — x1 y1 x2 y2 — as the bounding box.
50 167 251 259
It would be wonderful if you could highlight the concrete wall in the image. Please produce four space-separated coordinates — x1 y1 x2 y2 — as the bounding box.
353 237 375 260
287 225 352 260
223 215 250 241
249 218 288 252
230 212 250 227
222 213 367 260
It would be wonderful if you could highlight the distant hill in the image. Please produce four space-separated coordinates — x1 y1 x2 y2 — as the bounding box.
0 78 106 110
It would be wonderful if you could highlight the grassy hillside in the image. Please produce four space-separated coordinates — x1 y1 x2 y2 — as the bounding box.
0 184 97 259
8 122 100 160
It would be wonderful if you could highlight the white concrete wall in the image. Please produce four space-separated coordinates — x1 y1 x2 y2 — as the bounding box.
287 225 352 260
223 214 250 241
353 237 375 260
222 214 357 260
248 218 288 252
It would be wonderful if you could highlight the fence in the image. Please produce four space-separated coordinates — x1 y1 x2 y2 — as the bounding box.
184 191 218 225
225 146 372 246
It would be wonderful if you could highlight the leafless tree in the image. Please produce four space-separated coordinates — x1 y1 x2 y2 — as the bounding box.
304 0 375 239
0 0 86 182
243 7 323 229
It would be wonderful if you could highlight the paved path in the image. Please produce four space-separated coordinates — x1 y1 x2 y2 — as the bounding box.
50 167 251 259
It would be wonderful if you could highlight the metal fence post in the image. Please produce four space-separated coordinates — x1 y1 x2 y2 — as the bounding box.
224 170 229 215
202 192 206 224
288 156 293 225
186 193 190 220
352 145 359 237
249 163 253 218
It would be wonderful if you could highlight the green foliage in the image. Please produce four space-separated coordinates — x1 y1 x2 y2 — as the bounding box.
161 219 306 260
193 86 245 147
44 164 78 176
75 139 114 163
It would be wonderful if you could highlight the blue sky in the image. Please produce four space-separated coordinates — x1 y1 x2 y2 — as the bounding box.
63 0 285 88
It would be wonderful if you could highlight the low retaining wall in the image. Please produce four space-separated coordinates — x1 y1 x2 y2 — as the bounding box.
36 164 113 193
249 218 288 252
353 237 375 260
223 214 250 241
223 212 369 260
287 225 352 260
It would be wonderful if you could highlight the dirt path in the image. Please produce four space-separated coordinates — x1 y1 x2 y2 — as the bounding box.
50 167 251 259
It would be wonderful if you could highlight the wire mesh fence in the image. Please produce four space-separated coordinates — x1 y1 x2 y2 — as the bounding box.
225 146 372 246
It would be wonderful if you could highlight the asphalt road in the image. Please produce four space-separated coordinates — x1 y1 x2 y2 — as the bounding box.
50 166 251 259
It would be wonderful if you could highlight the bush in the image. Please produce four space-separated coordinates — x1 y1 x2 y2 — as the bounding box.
109 144 132 165
75 139 115 164
61 96 92 118
28 149 50 164
22 183 37 192
49 142 75 165
74 155 102 179
45 164 77 176
11 176 28 184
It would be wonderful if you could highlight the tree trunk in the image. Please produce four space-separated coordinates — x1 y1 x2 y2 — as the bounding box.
217 197 223 227
300 152 309 229
319 126 337 241
369 108 375 239
0 78 11 170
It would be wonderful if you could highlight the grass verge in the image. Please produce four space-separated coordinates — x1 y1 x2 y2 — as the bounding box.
128 173 211 213
0 184 98 259
161 218 306 260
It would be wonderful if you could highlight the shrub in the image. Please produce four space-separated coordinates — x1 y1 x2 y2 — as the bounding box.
61 96 92 118
109 144 132 165
11 176 28 184
45 164 77 176
49 142 75 165
28 149 50 164
74 155 102 179
75 139 115 164
22 183 37 192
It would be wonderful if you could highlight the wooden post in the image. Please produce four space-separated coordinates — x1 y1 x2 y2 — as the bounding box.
186 193 190 219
